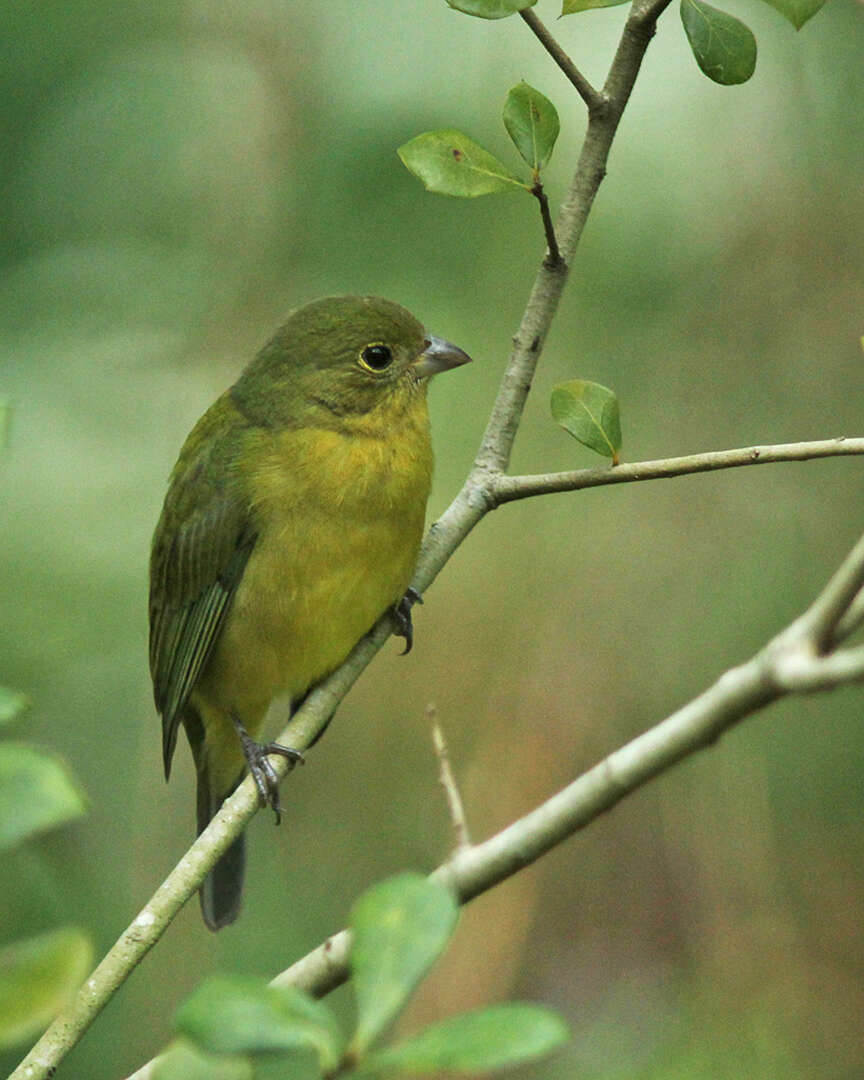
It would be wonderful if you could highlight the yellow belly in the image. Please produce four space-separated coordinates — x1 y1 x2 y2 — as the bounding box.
203 498 423 712
192 406 432 789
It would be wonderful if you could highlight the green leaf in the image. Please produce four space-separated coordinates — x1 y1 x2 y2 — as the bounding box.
0 743 87 851
680 0 757 85
0 927 93 1049
359 1004 569 1075
175 976 342 1071
767 0 828 26
398 130 528 198
152 1040 253 1080
0 686 28 725
503 82 560 173
447 0 537 17
551 379 622 462
757 0 826 28
563 0 629 12
350 873 459 1054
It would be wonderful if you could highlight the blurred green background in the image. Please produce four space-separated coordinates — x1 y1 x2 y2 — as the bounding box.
2 0 863 1076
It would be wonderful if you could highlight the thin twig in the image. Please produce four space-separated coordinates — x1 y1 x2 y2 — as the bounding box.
429 706 472 851
520 8 603 112
796 530 864 651
836 589 864 644
492 438 864 505
765 531 864 691
532 181 562 267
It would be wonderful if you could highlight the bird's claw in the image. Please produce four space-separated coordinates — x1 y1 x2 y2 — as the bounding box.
392 587 423 655
233 716 304 825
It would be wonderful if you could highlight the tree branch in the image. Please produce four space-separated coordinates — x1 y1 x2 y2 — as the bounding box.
794 529 864 651
492 437 864 504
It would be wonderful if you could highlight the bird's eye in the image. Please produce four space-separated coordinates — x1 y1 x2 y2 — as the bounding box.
359 344 393 372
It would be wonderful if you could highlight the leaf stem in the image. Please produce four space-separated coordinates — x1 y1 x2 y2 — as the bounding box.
519 9 603 113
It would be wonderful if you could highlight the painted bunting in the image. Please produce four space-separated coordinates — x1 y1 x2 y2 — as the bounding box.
149 295 471 930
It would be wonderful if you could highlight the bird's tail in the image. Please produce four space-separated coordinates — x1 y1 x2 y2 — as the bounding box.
196 763 246 930
184 706 246 931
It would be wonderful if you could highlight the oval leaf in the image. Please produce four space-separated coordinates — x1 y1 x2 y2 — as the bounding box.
0 686 28 725
551 379 622 462
503 82 560 172
756 0 826 28
360 1003 569 1075
447 0 537 17
398 130 527 198
175 975 342 1070
0 743 87 851
350 873 459 1054
680 0 757 85
563 0 629 12
0 927 93 1049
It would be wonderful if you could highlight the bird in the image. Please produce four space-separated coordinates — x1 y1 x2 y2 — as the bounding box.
149 295 471 929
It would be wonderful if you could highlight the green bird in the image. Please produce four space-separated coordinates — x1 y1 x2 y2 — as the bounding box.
149 295 471 929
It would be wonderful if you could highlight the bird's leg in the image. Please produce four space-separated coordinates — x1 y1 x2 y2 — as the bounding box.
230 713 304 826
392 587 423 655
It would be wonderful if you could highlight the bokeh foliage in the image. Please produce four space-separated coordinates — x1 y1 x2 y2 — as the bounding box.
1 1 863 1077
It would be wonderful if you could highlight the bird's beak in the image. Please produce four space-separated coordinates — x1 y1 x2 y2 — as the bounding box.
412 335 472 378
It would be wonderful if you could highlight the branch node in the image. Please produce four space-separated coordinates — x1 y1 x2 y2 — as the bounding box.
589 93 614 123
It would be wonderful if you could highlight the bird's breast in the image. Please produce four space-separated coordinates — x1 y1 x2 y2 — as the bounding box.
198 410 433 720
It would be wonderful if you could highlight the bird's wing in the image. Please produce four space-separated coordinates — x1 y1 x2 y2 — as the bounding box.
149 422 256 780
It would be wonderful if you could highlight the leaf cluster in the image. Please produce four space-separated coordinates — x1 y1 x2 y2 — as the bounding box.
156 874 568 1079
398 81 559 200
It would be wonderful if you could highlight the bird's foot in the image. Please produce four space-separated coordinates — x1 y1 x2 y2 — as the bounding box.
392 587 423 655
232 715 304 825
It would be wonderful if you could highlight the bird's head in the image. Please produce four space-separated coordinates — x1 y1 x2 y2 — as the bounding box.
233 295 471 428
